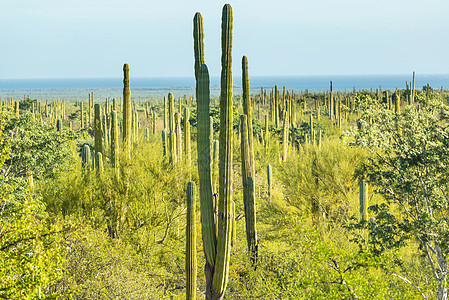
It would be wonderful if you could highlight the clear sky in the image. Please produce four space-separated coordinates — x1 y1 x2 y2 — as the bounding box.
1 0 448 79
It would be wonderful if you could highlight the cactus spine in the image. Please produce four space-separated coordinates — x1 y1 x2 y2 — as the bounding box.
123 63 132 157
94 104 103 155
186 181 197 300
360 180 368 221
213 4 233 297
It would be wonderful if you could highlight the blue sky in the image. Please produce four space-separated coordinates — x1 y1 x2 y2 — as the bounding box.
1 0 448 78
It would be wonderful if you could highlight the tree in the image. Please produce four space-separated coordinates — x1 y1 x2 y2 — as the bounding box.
349 94 449 299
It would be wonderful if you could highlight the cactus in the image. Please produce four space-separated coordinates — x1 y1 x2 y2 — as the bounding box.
267 164 273 197
56 119 62 131
196 64 216 278
360 180 368 222
274 85 279 128
245 176 258 263
213 5 234 297
240 115 258 263
80 102 84 129
184 107 191 166
94 104 103 155
88 93 92 126
411 71 415 104
186 181 197 300
264 114 269 149
163 96 167 130
14 101 19 117
111 110 119 177
103 110 109 151
175 112 182 160
82 144 92 171
329 81 334 121
152 109 156 135
212 140 219 194
123 63 132 157
96 152 104 175
194 12 205 101
162 129 168 157
168 93 177 164
395 89 400 114
281 111 288 162
242 55 255 179
309 114 314 144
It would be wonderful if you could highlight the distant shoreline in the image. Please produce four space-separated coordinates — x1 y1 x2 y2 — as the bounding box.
0 75 448 100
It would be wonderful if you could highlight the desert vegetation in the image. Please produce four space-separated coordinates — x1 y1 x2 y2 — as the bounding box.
2 4 449 300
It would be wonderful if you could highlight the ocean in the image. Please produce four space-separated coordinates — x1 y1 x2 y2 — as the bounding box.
0 75 447 101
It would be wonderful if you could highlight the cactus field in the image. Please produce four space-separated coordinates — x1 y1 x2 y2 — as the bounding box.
2 3 449 300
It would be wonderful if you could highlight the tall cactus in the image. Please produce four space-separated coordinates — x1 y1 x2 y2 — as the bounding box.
162 129 168 157
56 119 62 131
82 144 92 171
360 180 368 222
175 112 182 160
111 110 119 177
213 4 233 297
194 12 205 100
281 111 288 161
163 96 167 130
267 164 273 197
80 102 84 129
168 93 177 164
186 181 197 300
240 115 258 263
212 140 219 194
184 107 191 166
242 55 255 179
196 63 216 287
329 81 334 121
94 104 103 155
123 63 132 157
274 85 279 128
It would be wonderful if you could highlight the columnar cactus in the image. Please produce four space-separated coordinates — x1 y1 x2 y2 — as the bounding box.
212 140 219 194
264 114 269 149
274 85 279 128
111 110 119 177
242 55 255 179
175 112 182 160
267 164 272 197
96 152 104 175
246 176 258 263
329 81 334 121
123 63 132 157
186 181 197 300
82 144 92 171
240 115 258 263
94 104 103 155
163 96 167 130
411 71 415 104
184 107 191 166
80 103 84 129
213 5 233 297
395 89 400 114
281 111 288 161
194 12 205 100
56 119 62 131
360 180 368 222
162 129 168 157
168 93 177 164
196 64 216 280
152 110 156 135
